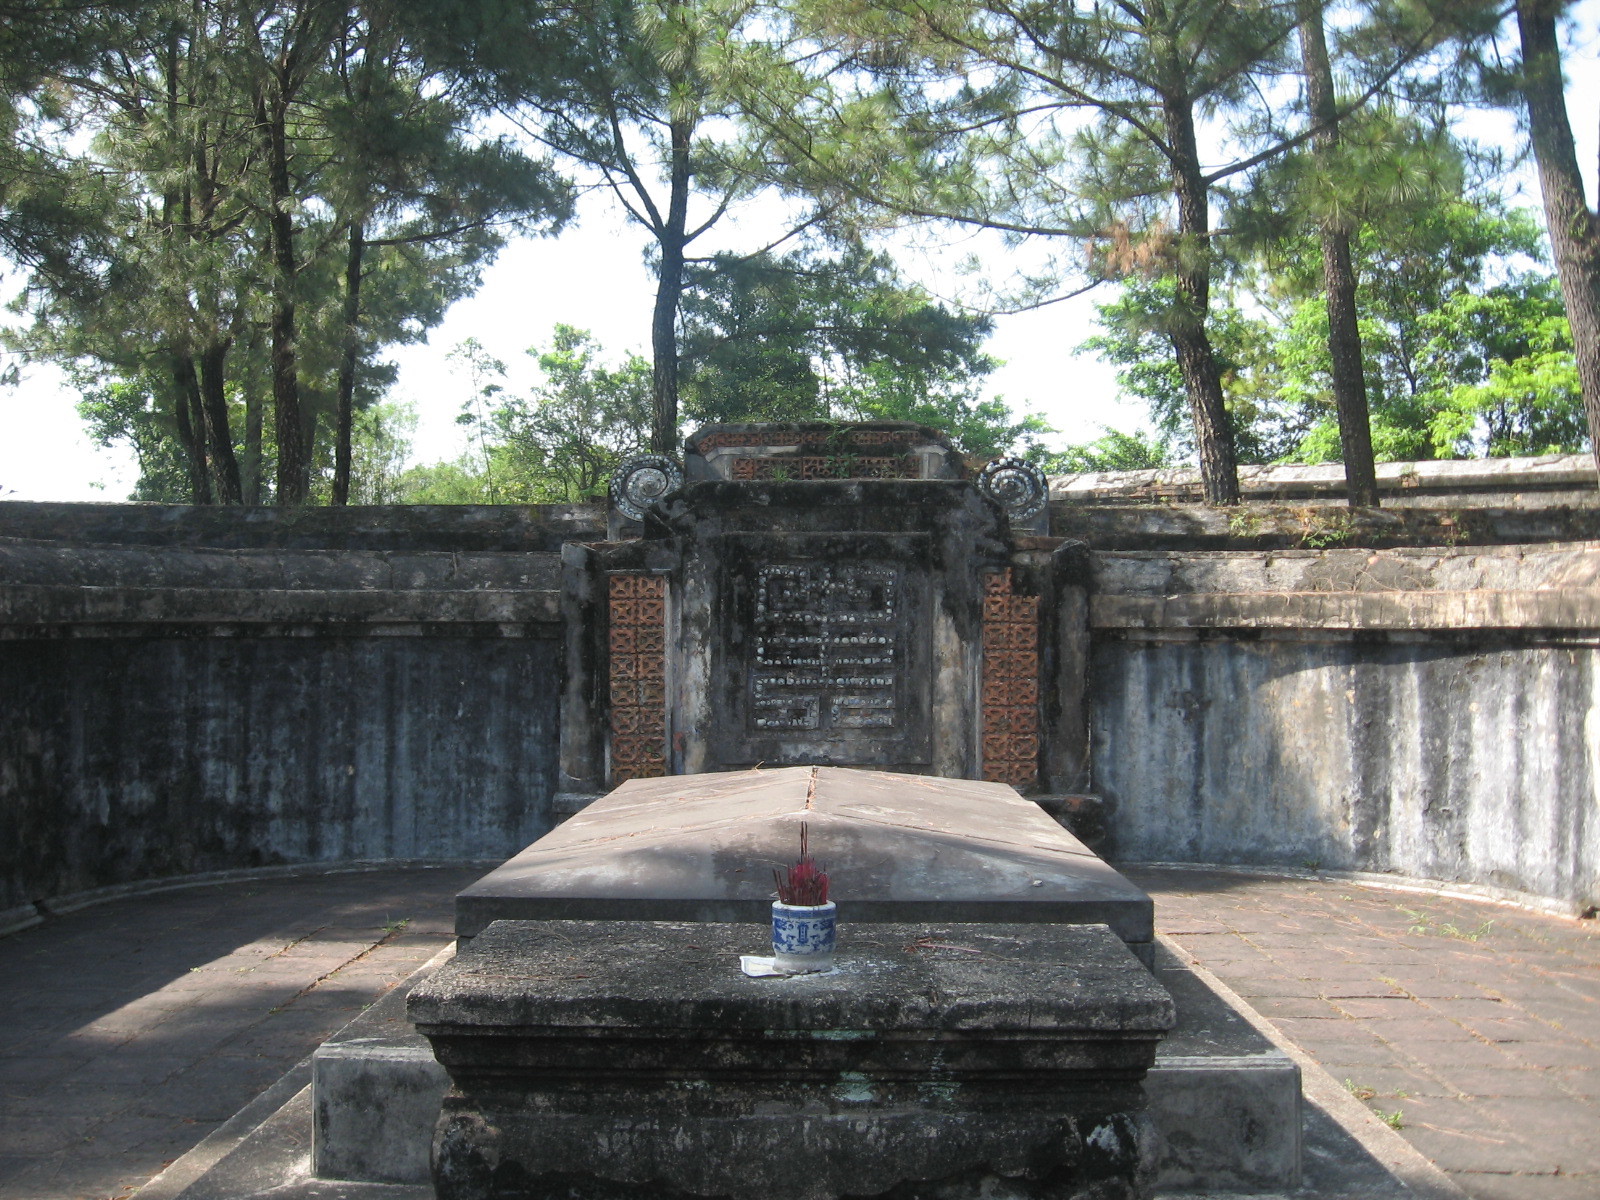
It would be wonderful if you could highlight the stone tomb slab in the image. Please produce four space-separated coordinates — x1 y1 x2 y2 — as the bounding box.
456 766 1154 957
314 935 1302 1193
409 918 1174 1200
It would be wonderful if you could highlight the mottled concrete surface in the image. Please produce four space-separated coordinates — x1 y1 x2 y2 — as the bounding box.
0 636 561 914
1128 866 1600 1200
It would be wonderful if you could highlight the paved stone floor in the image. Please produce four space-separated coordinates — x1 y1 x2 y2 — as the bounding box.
0 866 482 1200
0 864 1595 1200
1126 866 1600 1200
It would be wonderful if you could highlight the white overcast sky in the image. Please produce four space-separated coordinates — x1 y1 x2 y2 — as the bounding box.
1 13 1595 502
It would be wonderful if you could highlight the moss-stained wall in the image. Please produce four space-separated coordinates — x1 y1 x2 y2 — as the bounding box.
0 634 561 913
1 499 1595 920
1089 634 1598 910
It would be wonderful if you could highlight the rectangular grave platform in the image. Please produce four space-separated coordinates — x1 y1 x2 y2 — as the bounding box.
316 936 1300 1193
457 766 1154 959
408 918 1174 1200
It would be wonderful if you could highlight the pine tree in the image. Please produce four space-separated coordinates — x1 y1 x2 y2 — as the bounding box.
1515 0 1600 480
7 0 569 505
760 0 1451 502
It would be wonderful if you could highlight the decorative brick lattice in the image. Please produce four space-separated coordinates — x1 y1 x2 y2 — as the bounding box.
730 455 920 481
608 573 668 783
980 570 1040 789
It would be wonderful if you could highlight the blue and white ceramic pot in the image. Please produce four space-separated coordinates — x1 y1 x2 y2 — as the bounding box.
770 900 837 973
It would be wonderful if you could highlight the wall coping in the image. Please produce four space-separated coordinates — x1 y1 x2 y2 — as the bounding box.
1051 453 1597 504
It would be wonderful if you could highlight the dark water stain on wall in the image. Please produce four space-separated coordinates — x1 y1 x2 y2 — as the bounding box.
0 635 560 910
1089 633 1598 910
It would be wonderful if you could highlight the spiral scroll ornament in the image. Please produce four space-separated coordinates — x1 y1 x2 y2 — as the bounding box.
977 456 1049 523
610 455 684 521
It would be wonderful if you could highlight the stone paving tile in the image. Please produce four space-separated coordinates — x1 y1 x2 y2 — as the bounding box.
1247 994 1348 1019
1501 1041 1600 1070
1323 1062 1440 1100
1477 1098 1600 1173
1129 866 1600 1200
1435 1067 1580 1100
1456 1176 1600 1200
1328 995 1424 1019
0 865 482 1200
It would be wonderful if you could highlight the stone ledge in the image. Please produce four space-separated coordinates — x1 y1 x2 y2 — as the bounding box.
0 541 565 590
1091 588 1600 631
0 500 606 550
0 584 563 627
1093 543 1600 596
1052 454 1597 504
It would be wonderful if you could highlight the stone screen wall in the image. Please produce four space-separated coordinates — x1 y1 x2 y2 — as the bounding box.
1090 633 1597 908
0 633 560 914
1085 543 1600 913
0 504 582 927
1 496 1595 922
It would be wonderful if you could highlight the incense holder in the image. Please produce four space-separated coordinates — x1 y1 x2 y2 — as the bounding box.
770 900 836 973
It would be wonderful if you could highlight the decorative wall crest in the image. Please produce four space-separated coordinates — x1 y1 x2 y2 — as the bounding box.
977 457 1049 524
610 455 684 522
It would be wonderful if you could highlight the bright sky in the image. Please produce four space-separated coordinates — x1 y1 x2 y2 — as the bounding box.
0 13 1594 503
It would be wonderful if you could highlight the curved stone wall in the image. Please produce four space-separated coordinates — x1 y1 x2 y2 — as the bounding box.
1090 633 1598 911
0 634 560 918
0 504 584 928
2 500 1595 923
1086 544 1600 913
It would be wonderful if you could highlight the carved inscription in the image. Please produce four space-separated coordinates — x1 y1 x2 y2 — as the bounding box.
980 569 1041 789
751 564 900 733
608 573 668 783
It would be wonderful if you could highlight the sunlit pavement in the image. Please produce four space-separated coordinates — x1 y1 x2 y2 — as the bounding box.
0 866 483 1200
0 864 1595 1200
1126 866 1600 1200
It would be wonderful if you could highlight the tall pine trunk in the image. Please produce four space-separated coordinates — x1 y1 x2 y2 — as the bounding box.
650 115 693 457
173 354 214 504
1299 4 1379 507
333 219 365 506
259 87 307 505
199 339 241 504
1517 0 1600 482
1162 91 1240 505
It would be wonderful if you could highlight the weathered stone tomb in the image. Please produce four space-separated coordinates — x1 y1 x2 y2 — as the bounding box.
410 918 1174 1200
460 765 1153 959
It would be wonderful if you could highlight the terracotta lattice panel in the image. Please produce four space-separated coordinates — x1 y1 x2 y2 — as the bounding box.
608 573 668 783
980 570 1041 789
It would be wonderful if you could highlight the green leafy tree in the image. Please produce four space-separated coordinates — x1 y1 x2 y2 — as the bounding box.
1083 278 1307 465
678 245 1042 457
6 0 569 505
1421 278 1585 457
1264 203 1576 461
443 327 654 503
1045 428 1171 474
1095 195 1585 466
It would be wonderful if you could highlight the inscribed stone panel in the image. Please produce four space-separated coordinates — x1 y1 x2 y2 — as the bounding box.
713 536 932 768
